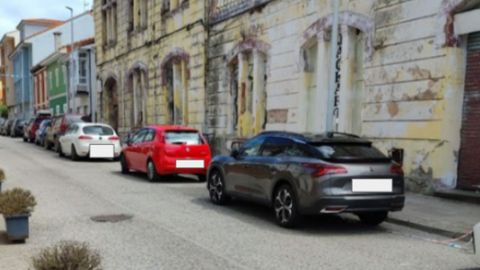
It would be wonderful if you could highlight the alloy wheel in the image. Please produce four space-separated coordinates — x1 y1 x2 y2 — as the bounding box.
208 171 229 205
273 185 298 227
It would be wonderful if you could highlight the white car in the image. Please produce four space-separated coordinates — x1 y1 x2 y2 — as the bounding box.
58 123 121 161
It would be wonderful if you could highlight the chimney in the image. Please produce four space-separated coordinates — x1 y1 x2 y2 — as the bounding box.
53 32 62 51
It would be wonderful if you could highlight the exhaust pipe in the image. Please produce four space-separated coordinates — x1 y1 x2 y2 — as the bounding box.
320 206 347 214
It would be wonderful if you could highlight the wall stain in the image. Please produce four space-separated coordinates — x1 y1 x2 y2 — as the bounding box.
387 101 399 117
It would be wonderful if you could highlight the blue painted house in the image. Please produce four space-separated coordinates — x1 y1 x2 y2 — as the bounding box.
10 19 63 119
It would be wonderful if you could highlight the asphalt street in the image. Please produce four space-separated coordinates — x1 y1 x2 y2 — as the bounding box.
0 136 477 270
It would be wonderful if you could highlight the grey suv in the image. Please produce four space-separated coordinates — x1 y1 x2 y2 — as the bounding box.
207 131 404 228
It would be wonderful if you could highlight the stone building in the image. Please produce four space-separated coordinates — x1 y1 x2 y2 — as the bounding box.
94 0 208 134
94 0 480 193
206 0 480 192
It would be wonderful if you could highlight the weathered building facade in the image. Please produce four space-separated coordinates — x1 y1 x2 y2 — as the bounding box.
93 0 480 192
206 0 480 192
94 0 208 134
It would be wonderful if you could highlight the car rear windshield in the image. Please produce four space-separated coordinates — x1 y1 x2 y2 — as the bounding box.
312 143 390 162
165 131 202 145
83 126 114 136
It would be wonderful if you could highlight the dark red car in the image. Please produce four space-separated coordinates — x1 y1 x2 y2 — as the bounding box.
120 125 212 182
24 114 50 143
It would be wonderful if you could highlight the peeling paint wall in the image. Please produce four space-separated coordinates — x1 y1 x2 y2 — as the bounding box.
206 0 471 192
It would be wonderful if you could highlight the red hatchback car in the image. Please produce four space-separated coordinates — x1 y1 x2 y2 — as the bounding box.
120 125 212 182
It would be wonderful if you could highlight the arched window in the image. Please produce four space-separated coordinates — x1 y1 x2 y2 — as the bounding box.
126 63 148 128
226 38 269 137
301 12 374 135
160 48 190 125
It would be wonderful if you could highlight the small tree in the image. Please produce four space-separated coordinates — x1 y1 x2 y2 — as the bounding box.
32 241 102 270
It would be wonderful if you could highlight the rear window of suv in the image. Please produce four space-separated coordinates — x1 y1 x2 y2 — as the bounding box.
165 131 202 145
83 126 114 135
312 143 389 162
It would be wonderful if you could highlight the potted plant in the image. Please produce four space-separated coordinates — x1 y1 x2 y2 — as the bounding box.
0 168 5 192
0 188 36 241
32 241 102 270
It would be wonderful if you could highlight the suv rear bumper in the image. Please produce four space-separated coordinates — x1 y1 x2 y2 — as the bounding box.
300 194 405 215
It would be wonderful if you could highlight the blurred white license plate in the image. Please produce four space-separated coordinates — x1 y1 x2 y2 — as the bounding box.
90 145 114 158
352 179 392 192
176 160 204 168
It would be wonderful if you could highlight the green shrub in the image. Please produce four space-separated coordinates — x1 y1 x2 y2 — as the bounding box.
32 241 102 270
0 188 36 217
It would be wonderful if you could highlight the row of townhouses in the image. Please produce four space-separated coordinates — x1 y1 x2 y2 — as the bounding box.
0 12 97 121
1 0 479 195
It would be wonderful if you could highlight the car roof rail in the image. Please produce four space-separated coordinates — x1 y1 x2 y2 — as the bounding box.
258 130 307 140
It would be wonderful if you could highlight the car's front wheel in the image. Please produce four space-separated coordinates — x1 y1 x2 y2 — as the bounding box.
273 184 299 228
357 211 388 226
208 170 229 205
146 160 159 182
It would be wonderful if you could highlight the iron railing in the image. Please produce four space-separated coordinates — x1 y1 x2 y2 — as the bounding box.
209 0 273 24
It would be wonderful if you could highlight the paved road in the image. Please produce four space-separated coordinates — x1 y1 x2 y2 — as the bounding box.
0 136 477 270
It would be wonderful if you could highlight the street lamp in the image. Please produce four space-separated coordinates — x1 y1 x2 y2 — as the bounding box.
66 6 74 114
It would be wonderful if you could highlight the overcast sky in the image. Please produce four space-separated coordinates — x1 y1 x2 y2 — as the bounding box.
0 0 92 37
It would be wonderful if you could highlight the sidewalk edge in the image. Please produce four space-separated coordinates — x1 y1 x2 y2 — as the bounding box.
386 217 472 242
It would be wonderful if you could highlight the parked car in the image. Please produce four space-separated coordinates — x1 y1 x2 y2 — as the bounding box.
35 119 51 146
24 114 50 143
206 131 405 228
0 119 9 136
22 118 34 142
120 125 212 182
58 123 121 161
0 118 6 132
1 119 14 136
44 114 84 150
10 119 25 137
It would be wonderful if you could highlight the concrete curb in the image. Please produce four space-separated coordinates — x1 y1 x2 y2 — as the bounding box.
386 217 472 242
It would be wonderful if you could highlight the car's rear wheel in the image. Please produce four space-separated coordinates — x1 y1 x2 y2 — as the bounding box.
146 160 159 182
208 170 230 205
357 211 388 226
273 184 299 228
23 137 27 142
71 145 79 161
120 155 130 174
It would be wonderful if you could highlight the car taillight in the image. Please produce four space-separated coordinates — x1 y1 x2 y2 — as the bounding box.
78 135 92 140
303 163 347 177
390 163 404 176
108 136 119 141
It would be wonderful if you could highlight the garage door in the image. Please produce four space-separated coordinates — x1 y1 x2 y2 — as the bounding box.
458 32 480 190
